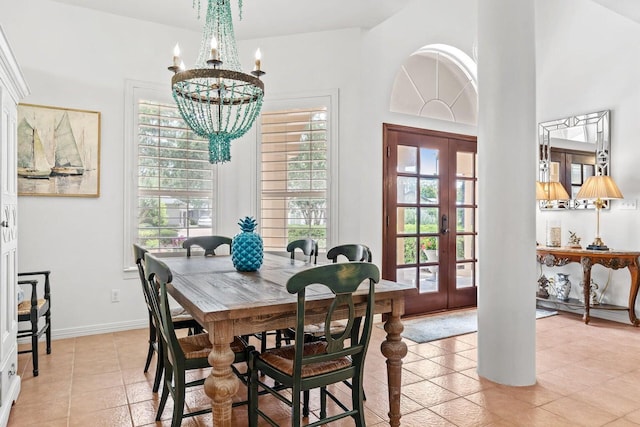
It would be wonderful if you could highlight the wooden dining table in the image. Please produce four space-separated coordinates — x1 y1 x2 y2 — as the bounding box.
163 252 413 427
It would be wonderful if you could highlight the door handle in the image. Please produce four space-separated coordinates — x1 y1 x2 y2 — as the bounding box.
440 214 449 234
1 220 8 228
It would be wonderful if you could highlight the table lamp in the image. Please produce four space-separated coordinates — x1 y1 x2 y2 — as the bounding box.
575 175 623 251
536 181 570 247
536 181 570 203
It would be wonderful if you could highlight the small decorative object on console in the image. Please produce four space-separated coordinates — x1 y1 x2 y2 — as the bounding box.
553 273 571 302
232 216 263 272
537 275 550 299
568 231 582 249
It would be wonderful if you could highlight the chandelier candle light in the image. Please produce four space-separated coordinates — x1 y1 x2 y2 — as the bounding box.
168 0 265 164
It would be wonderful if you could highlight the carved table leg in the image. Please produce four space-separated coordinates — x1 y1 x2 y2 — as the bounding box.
581 257 593 324
380 298 408 427
628 260 640 326
205 322 239 426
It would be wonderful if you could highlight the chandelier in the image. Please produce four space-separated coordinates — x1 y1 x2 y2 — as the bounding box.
168 0 265 164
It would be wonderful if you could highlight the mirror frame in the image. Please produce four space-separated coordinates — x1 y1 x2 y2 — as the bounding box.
538 110 610 210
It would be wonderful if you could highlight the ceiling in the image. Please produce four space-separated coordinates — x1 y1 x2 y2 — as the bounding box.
49 0 413 39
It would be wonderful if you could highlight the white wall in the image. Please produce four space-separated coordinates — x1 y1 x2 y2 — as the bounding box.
535 0 640 318
1 0 363 336
2 0 640 336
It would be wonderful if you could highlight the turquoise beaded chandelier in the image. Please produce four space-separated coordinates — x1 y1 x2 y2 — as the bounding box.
168 0 265 164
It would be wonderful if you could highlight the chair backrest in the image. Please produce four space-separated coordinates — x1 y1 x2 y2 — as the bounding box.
182 235 232 257
326 244 372 263
286 262 379 380
286 238 318 264
133 243 149 286
144 253 184 366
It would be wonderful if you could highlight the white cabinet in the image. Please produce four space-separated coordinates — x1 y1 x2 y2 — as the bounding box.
0 26 29 427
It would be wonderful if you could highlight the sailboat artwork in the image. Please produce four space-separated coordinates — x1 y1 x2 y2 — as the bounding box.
50 111 85 176
17 103 101 197
17 118 51 179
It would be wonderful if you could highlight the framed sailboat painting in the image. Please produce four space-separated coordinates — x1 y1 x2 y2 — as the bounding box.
17 103 101 197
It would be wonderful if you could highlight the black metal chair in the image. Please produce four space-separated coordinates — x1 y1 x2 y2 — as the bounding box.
182 235 232 257
17 270 52 377
144 253 252 426
286 238 318 264
133 244 203 392
248 262 379 426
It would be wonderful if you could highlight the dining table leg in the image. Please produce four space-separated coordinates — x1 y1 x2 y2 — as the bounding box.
380 298 407 427
204 321 239 426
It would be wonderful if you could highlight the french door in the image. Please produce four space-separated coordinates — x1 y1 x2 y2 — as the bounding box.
382 124 477 316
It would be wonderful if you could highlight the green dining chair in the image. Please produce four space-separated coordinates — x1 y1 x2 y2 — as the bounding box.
286 238 318 264
144 253 252 426
326 243 372 263
133 244 203 393
182 235 232 257
248 262 380 427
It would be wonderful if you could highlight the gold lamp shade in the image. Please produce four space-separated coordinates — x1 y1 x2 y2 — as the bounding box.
536 181 570 201
575 175 623 250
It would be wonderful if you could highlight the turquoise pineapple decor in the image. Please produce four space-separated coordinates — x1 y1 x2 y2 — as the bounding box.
232 216 263 271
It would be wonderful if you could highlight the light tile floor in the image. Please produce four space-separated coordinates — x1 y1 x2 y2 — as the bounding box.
8 311 640 426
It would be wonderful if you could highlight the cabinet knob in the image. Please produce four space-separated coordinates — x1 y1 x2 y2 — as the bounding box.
0 220 8 228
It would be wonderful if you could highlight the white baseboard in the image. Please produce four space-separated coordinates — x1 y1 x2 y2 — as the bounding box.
18 319 148 343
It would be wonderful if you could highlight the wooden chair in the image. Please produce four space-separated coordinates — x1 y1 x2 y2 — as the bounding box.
248 262 379 427
286 238 318 264
144 253 252 426
17 270 52 377
326 244 372 263
182 235 232 257
133 244 203 393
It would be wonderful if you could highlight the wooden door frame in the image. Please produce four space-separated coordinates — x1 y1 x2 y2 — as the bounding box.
382 123 477 315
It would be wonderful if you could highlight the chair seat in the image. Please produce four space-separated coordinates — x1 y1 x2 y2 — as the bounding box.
259 341 351 378
17 298 48 316
303 320 348 337
170 306 193 321
179 333 246 359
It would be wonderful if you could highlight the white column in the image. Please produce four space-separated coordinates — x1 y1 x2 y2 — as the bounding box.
477 0 537 385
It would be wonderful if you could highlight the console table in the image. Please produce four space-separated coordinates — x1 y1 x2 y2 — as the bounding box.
536 247 640 325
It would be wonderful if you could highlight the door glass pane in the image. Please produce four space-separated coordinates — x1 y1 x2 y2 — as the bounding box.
456 235 475 261
457 152 474 177
420 148 439 176
456 179 475 205
419 208 439 233
397 207 417 233
398 146 417 173
396 237 418 265
397 176 417 203
455 262 475 289
419 237 439 263
456 208 474 232
420 178 439 204
419 267 438 293
396 267 417 287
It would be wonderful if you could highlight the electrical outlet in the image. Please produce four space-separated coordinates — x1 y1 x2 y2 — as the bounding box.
619 199 637 210
111 289 120 303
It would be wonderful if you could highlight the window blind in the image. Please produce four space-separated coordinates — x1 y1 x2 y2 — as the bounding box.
260 107 328 251
136 100 215 252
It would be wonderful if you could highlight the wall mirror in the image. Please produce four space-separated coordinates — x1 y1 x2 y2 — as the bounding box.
538 110 610 209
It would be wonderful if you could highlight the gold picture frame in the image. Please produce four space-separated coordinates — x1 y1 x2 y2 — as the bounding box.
17 103 101 197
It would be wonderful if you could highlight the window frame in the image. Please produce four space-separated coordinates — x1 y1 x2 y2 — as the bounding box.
256 90 339 252
123 80 218 271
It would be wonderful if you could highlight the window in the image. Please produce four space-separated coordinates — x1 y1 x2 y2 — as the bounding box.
260 99 333 252
125 81 216 263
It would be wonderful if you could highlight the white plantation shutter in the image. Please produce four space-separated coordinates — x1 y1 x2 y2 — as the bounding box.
260 107 329 251
136 99 215 252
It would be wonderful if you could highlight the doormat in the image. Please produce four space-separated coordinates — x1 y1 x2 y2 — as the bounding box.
396 308 557 344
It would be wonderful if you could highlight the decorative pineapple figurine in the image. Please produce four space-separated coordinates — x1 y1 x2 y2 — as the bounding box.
232 216 264 272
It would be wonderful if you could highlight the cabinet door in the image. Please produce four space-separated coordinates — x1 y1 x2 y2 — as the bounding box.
0 88 18 365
